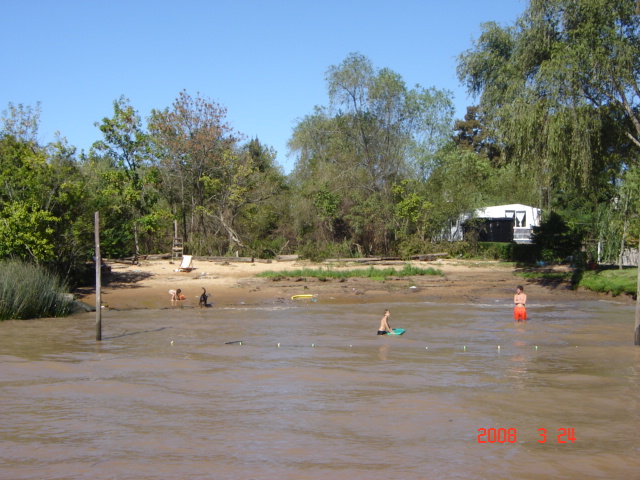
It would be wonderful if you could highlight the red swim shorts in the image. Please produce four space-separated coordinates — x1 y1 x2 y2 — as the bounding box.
514 305 527 321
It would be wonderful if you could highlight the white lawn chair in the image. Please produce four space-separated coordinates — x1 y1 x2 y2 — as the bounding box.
178 255 193 272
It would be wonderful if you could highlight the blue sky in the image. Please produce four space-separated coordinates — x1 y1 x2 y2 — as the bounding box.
2 1 526 173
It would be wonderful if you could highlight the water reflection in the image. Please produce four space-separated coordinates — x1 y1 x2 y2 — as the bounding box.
0 300 639 479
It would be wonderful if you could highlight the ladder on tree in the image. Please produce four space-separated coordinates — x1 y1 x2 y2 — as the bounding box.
172 237 183 262
172 220 183 262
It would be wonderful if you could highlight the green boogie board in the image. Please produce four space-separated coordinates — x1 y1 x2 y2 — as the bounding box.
387 328 405 335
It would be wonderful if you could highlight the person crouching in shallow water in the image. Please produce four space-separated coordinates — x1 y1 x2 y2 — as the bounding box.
377 309 393 335
513 285 527 322
169 288 183 303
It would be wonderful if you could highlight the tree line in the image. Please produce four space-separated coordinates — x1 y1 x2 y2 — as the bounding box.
1 0 639 292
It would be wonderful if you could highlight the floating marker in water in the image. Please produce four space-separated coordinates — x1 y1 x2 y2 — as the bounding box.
277 343 280 347
535 345 538 350
312 343 315 347
463 346 466 351
239 342 242 346
425 347 428 350
171 340 174 345
498 345 501 350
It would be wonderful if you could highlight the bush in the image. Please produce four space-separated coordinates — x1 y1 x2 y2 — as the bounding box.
579 268 638 298
532 212 582 262
476 242 513 260
0 259 73 320
474 242 538 263
297 241 356 262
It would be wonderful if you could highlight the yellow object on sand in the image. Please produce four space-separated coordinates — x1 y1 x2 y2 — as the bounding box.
291 294 315 300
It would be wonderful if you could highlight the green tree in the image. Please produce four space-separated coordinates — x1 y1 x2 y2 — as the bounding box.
90 96 163 256
453 106 502 165
289 53 454 255
0 104 90 277
149 92 285 255
457 0 640 343
234 138 290 258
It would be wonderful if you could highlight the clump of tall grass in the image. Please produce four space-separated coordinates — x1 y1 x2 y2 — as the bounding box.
256 263 444 280
0 259 73 320
579 268 637 297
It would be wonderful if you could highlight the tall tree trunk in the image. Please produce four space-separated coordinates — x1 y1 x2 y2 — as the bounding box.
618 222 626 270
133 222 140 257
618 195 630 270
635 237 640 345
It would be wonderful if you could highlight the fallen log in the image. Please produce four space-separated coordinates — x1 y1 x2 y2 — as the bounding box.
410 253 448 261
276 255 299 261
104 257 138 265
324 257 401 263
193 256 255 263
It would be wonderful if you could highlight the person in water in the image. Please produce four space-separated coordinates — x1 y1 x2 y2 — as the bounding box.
513 285 527 322
377 309 393 335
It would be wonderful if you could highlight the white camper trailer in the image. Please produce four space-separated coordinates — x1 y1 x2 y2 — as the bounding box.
449 204 541 243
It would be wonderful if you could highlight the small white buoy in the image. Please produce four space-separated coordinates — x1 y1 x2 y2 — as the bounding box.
425 347 428 350
171 340 174 345
498 345 501 350
277 343 280 347
239 342 242 346
463 346 466 351
312 343 315 347
535 345 538 350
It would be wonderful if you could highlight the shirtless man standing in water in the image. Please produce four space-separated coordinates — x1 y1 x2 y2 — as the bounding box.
513 286 527 322
377 309 393 335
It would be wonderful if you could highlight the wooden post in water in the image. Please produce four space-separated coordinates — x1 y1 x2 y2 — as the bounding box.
95 212 102 341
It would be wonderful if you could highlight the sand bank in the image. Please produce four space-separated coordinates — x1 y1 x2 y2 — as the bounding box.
73 257 631 311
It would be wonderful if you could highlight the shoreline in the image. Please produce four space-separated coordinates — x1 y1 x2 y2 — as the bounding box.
74 258 634 312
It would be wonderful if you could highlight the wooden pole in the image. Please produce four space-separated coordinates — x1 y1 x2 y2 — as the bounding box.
95 212 102 341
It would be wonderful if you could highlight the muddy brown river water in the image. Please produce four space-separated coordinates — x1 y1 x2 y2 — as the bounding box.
1 298 639 479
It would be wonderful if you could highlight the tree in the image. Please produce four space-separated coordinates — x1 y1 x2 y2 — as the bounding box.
148 90 241 252
232 138 290 257
0 102 40 143
149 91 285 255
453 106 502 165
0 104 90 276
289 53 454 255
90 96 162 256
457 0 640 343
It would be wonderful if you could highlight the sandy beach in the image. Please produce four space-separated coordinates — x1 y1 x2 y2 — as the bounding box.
74 257 633 311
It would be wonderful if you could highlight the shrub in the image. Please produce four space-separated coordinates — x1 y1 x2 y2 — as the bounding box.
532 212 582 262
579 268 637 298
297 241 356 262
0 259 73 320
473 242 538 263
256 263 443 280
